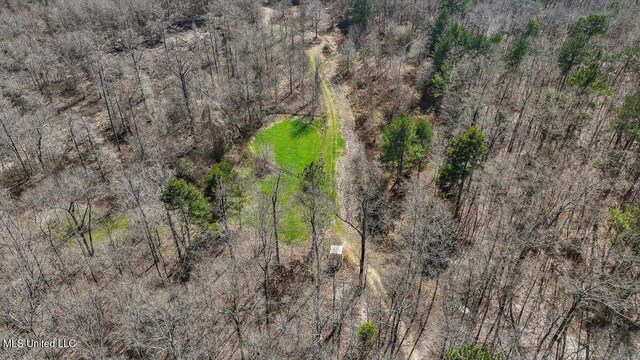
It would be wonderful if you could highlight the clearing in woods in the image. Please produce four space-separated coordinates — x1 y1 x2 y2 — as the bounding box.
250 53 344 243
252 119 324 175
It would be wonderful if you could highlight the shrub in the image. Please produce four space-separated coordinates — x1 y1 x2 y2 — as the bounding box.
356 321 378 346
445 344 502 360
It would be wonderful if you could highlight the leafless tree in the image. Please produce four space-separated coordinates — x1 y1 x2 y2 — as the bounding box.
336 156 386 288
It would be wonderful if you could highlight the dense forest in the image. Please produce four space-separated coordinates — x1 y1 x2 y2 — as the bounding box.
0 0 639 359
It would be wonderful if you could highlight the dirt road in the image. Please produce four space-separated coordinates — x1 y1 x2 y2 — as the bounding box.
312 36 428 360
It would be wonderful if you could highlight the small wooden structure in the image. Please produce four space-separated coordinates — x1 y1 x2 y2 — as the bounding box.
328 244 343 274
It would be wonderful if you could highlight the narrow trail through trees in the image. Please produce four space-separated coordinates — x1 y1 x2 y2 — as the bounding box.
311 35 428 359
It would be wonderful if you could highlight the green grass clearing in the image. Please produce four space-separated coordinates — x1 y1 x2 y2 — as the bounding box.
250 117 343 243
250 120 324 243
252 119 324 174
248 53 344 244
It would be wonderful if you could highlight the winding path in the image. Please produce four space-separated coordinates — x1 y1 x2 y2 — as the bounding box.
311 38 427 359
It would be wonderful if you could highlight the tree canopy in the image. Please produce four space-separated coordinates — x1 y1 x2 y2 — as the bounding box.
610 205 640 252
436 126 488 200
430 0 473 52
613 94 640 143
431 22 494 96
204 161 246 219
355 321 378 346
557 14 608 78
161 177 211 226
505 19 540 69
300 159 328 195
380 115 433 181
568 14 608 39
349 0 375 26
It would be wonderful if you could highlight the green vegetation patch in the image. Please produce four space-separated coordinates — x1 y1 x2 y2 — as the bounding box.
356 321 378 346
92 214 130 243
256 173 308 244
248 54 345 244
445 344 502 360
252 119 324 174
250 116 343 244
251 119 325 244
54 212 130 248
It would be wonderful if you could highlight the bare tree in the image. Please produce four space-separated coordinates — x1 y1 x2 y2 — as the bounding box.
298 160 333 356
0 97 32 176
305 0 323 40
165 44 196 136
336 156 385 288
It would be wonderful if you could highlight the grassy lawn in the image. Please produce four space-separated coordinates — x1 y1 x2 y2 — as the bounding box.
251 119 325 243
252 119 324 174
257 174 309 243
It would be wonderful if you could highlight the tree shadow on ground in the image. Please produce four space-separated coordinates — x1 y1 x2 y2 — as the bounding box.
290 119 319 138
